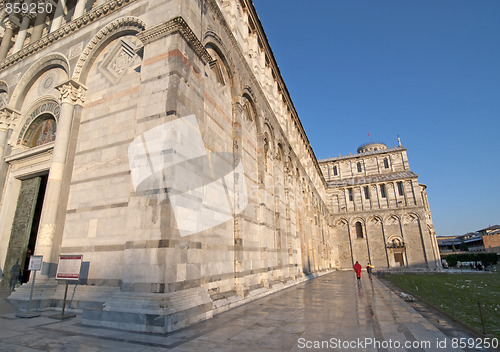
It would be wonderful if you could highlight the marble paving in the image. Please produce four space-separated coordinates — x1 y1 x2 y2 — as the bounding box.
0 272 495 351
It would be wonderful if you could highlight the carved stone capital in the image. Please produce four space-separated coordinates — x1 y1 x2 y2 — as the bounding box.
4 18 19 30
56 80 87 105
232 101 244 115
0 107 20 131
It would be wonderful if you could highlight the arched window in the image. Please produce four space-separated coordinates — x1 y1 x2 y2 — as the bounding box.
0 89 8 107
380 184 386 198
206 45 231 86
384 158 389 169
357 162 362 172
333 165 338 176
355 221 363 239
364 186 370 199
397 181 404 196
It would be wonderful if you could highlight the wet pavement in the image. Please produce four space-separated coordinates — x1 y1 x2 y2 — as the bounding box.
0 271 496 351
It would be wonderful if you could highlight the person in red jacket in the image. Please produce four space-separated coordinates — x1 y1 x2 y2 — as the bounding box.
353 261 362 281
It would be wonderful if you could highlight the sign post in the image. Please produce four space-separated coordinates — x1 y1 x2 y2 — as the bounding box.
16 255 43 318
51 255 82 320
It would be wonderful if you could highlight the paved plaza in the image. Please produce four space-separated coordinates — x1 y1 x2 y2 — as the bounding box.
0 271 496 351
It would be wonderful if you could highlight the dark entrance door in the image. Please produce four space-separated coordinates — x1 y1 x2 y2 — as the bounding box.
394 252 404 267
3 174 48 288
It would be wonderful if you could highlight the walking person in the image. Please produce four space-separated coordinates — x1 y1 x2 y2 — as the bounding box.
366 263 374 280
9 260 20 292
353 261 362 282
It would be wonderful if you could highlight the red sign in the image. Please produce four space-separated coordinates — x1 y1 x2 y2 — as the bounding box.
56 255 83 280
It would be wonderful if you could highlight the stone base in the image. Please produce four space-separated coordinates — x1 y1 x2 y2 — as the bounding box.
82 287 214 333
7 280 118 313
8 270 334 333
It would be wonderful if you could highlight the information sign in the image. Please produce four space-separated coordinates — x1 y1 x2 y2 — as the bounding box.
56 255 83 281
28 255 43 271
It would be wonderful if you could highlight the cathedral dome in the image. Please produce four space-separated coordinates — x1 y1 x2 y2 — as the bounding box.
357 142 387 154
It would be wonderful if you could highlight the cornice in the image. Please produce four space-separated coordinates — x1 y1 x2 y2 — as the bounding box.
136 16 212 64
327 171 419 188
0 0 136 71
318 147 408 163
5 141 54 163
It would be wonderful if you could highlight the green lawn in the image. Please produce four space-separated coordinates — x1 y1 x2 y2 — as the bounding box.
383 271 500 338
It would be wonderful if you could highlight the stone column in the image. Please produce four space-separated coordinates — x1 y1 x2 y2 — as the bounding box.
50 0 66 33
73 0 87 19
0 108 19 189
0 20 16 61
12 9 34 54
30 8 48 43
0 108 17 161
35 80 85 277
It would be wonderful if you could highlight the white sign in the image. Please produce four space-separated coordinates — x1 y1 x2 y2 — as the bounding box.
28 255 43 271
56 255 83 281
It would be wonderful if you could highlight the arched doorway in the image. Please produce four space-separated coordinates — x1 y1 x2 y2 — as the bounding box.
2 110 57 287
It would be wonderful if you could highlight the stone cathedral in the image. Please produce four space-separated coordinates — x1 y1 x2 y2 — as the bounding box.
0 0 440 332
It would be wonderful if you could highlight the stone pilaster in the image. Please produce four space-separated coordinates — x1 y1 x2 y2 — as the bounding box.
231 102 248 297
35 80 86 277
0 107 19 192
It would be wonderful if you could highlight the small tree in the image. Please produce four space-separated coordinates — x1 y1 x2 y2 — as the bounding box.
459 241 469 252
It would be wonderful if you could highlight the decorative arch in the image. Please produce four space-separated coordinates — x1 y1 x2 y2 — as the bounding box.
276 143 284 163
285 155 294 175
72 16 146 84
206 45 231 87
203 30 236 77
336 218 349 229
384 214 401 226
10 54 70 110
204 30 242 99
241 92 258 124
403 212 420 224
262 121 275 142
0 80 8 92
12 97 61 147
427 224 435 234
239 92 260 184
367 215 382 227
387 235 404 248
350 217 366 227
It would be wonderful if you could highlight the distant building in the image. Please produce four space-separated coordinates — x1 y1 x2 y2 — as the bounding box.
319 140 440 270
437 233 484 254
478 225 500 255
437 225 500 256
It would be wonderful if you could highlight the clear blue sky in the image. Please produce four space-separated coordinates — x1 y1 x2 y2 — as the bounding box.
252 0 499 237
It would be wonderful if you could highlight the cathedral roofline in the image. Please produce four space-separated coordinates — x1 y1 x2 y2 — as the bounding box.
318 146 407 163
